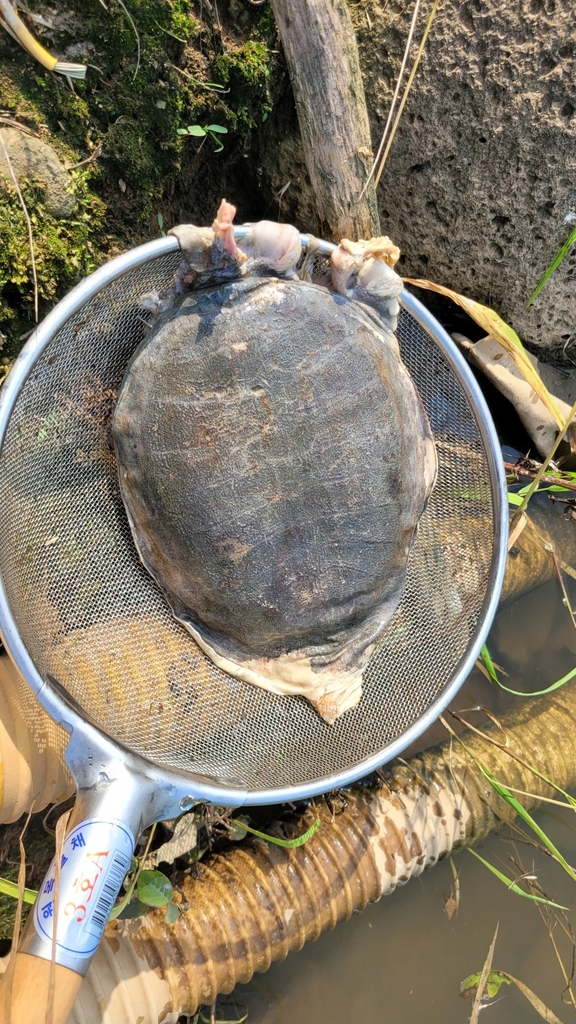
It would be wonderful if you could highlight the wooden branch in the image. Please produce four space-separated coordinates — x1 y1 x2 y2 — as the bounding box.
269 0 380 241
504 460 576 495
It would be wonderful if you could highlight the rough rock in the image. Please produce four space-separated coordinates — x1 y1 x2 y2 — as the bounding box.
269 0 575 361
0 127 75 218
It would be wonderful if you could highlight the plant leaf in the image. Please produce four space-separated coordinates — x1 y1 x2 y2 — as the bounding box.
137 869 174 907
403 278 565 428
205 124 227 133
0 876 37 904
186 125 206 136
165 900 180 924
228 816 320 849
527 226 576 307
176 128 188 134
469 849 569 909
507 492 524 506
498 972 564 1023
470 924 499 1024
115 897 149 920
461 969 511 1000
480 644 500 684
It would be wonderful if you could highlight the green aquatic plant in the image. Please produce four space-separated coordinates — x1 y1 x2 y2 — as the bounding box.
467 849 568 910
480 644 576 698
461 927 564 1023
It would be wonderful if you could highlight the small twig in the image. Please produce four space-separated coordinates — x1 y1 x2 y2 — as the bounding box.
2 810 32 1024
169 62 229 92
154 19 187 43
359 0 423 201
0 128 38 321
549 549 576 632
373 0 440 189
66 142 103 170
504 459 576 495
511 397 576 528
47 809 72 1024
0 115 40 137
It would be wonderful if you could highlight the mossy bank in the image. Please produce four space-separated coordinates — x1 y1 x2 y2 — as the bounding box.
0 0 290 360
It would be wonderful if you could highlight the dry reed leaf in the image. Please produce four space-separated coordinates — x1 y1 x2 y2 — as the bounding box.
403 278 565 429
470 923 499 1024
500 973 564 1023
47 809 72 1024
2 811 32 1024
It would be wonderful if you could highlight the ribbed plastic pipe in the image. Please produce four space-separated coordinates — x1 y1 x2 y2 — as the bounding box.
69 678 576 1024
0 657 73 822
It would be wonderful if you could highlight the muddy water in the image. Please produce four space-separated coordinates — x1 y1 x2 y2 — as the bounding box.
231 577 576 1023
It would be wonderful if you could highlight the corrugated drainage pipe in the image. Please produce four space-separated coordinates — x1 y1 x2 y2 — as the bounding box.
68 678 576 1024
0 658 72 822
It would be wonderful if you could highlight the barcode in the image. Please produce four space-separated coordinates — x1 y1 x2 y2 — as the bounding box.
84 851 131 938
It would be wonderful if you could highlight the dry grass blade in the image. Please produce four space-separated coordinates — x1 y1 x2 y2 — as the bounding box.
0 129 38 322
470 923 499 1024
2 811 32 1024
373 0 440 189
359 0 423 200
510 847 576 1012
402 277 565 428
46 809 71 1024
115 0 140 80
499 973 564 1023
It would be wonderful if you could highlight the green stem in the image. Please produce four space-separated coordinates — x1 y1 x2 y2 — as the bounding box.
511 396 576 528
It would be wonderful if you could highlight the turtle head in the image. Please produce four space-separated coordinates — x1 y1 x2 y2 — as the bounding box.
331 236 402 332
238 221 302 276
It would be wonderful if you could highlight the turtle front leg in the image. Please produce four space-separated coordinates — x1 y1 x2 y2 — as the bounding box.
330 236 402 333
168 200 247 285
238 220 302 276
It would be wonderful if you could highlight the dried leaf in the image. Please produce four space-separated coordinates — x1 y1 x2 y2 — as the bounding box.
403 278 565 428
470 923 499 1024
499 972 564 1023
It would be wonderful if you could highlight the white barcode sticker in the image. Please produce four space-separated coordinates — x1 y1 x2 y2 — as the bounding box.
34 818 134 957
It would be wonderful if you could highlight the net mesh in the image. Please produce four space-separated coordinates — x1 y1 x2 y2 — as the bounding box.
0 250 495 791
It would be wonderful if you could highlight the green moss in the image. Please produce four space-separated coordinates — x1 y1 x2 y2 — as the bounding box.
0 173 105 354
0 0 283 352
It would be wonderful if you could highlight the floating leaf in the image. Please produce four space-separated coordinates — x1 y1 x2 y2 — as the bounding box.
461 967 563 1023
461 969 511 1000
403 278 565 429
137 869 174 907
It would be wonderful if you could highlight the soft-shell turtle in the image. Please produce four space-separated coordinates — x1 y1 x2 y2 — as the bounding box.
112 202 436 723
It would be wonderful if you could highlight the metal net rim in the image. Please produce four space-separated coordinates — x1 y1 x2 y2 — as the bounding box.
0 233 508 804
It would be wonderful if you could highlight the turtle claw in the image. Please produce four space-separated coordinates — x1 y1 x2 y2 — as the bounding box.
169 201 246 284
238 220 302 275
331 236 402 332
